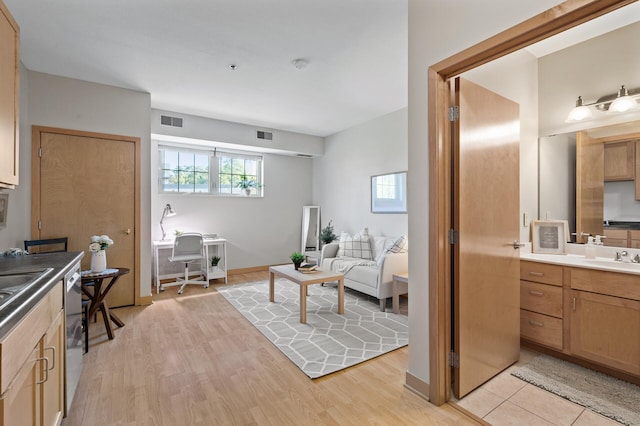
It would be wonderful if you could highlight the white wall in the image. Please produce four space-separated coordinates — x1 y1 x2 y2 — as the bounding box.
408 0 561 391
313 108 408 238
539 134 576 232
150 110 322 269
463 50 540 243
23 71 153 297
604 181 640 221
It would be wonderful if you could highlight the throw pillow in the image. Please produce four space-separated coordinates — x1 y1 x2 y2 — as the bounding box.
338 228 373 260
386 235 408 254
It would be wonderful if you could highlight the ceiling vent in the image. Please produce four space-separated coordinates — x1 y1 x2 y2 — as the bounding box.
257 130 273 140
160 115 183 127
296 153 313 158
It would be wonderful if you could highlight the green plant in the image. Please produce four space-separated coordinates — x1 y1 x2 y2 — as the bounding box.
290 252 305 265
235 174 262 190
211 256 221 267
320 220 338 245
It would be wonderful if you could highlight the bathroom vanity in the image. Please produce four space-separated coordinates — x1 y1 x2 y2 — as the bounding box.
520 251 640 383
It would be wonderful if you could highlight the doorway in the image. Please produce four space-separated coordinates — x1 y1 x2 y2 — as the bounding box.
32 126 141 307
427 0 637 406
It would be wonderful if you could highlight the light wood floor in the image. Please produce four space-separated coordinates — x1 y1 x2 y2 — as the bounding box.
65 271 479 425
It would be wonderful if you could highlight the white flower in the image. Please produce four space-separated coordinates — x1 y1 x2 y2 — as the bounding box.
88 234 114 251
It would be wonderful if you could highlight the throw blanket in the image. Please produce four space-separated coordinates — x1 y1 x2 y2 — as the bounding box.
330 257 377 274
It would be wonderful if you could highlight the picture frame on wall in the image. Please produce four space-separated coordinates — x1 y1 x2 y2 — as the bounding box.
531 220 567 254
371 171 407 214
0 193 7 228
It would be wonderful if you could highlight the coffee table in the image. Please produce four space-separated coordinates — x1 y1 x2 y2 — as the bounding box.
269 264 344 323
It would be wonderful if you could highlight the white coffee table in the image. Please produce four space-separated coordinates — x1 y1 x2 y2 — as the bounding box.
269 264 344 323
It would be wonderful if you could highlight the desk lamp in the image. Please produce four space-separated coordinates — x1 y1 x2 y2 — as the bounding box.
160 203 176 240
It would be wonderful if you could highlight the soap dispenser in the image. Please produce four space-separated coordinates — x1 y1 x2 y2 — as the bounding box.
585 236 596 259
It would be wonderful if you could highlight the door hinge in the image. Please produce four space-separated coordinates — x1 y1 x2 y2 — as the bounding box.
448 106 459 121
448 351 460 368
38 220 42 230
448 229 459 245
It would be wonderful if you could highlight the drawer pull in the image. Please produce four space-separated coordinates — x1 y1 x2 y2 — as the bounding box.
36 357 50 384
528 290 544 297
528 320 544 327
528 272 544 277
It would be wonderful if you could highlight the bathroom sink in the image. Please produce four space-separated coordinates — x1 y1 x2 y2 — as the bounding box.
0 268 54 310
584 259 640 271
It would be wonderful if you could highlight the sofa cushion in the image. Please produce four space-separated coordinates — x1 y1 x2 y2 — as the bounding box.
323 257 379 289
337 228 373 260
386 235 408 254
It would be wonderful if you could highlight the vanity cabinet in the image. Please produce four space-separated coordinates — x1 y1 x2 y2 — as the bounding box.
0 281 65 426
602 228 629 247
604 140 635 181
631 230 640 249
0 0 19 188
519 261 564 350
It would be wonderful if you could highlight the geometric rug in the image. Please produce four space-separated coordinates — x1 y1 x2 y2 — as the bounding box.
511 354 640 425
217 279 408 378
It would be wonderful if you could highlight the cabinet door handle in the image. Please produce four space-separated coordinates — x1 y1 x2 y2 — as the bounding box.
528 290 544 297
572 297 576 311
36 357 50 384
528 272 544 277
44 346 56 370
528 320 544 327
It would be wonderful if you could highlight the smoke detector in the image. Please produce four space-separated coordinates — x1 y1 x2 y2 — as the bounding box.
292 58 308 70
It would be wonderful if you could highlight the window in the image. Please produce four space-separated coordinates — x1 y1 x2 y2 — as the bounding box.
159 145 263 195
371 171 407 213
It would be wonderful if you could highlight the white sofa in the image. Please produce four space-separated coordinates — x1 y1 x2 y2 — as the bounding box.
319 232 408 311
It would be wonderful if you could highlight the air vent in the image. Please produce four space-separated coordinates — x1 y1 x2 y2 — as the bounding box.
296 153 313 158
160 115 183 127
257 131 273 140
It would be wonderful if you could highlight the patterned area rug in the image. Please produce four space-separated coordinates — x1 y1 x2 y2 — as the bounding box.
217 279 408 378
511 354 640 425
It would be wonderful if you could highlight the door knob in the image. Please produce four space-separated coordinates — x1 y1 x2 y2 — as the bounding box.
125 229 131 235
512 240 525 249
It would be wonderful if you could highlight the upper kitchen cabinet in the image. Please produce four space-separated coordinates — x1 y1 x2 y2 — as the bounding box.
604 140 635 182
0 0 18 188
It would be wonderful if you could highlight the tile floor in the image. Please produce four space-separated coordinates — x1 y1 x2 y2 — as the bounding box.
452 348 623 425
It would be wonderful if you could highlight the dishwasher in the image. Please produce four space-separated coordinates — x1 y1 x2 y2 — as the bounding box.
64 262 83 415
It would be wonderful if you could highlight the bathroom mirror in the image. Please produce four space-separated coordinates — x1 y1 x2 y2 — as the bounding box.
301 206 320 254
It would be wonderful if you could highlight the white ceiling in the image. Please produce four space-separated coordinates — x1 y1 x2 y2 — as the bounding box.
5 1 639 138
5 0 408 137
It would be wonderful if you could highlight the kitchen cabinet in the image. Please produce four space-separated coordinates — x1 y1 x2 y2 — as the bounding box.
0 281 64 426
519 261 563 350
0 0 19 188
602 228 629 247
636 140 640 200
631 231 640 249
604 140 635 181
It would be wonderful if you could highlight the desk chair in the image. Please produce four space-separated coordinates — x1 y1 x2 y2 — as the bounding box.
24 237 68 254
163 233 209 294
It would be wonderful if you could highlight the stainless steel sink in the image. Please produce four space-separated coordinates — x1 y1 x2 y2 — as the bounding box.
0 268 54 310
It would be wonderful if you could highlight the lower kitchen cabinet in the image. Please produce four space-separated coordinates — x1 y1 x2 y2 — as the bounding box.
0 281 64 426
569 289 640 376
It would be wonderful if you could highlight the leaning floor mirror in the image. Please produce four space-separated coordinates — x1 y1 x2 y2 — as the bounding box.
301 206 320 254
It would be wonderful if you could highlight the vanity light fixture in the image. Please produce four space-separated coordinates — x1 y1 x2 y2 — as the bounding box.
566 85 639 122
609 85 635 113
160 203 176 240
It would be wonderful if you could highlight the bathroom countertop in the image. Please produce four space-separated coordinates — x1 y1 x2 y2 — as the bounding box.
521 252 640 276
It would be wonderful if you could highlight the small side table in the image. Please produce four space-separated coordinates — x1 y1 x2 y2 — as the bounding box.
392 272 409 314
81 268 130 340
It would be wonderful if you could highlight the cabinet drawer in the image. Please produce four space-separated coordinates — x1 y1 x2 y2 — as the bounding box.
521 281 563 318
520 261 563 286
521 309 563 350
569 268 640 302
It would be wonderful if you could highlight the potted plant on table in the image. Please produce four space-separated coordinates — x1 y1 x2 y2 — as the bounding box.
211 255 221 271
290 252 305 270
88 234 114 273
235 174 262 196
320 220 338 245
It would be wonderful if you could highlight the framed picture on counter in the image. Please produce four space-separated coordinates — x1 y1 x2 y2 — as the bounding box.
531 220 567 254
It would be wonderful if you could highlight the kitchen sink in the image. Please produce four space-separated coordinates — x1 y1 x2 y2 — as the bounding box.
0 268 54 310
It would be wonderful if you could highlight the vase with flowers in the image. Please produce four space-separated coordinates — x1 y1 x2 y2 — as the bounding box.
89 234 114 273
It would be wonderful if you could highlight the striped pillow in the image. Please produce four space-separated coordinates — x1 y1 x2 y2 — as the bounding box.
338 228 373 260
386 235 408 254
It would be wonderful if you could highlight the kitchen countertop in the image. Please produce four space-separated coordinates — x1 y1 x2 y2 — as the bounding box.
0 251 84 339
604 221 640 230
521 252 640 276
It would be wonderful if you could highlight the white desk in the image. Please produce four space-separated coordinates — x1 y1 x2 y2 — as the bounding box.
152 237 227 294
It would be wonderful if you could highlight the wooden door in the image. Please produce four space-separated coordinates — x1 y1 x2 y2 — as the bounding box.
453 77 521 399
33 127 138 307
576 131 603 241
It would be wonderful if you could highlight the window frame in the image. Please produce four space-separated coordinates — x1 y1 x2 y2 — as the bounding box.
159 144 264 197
